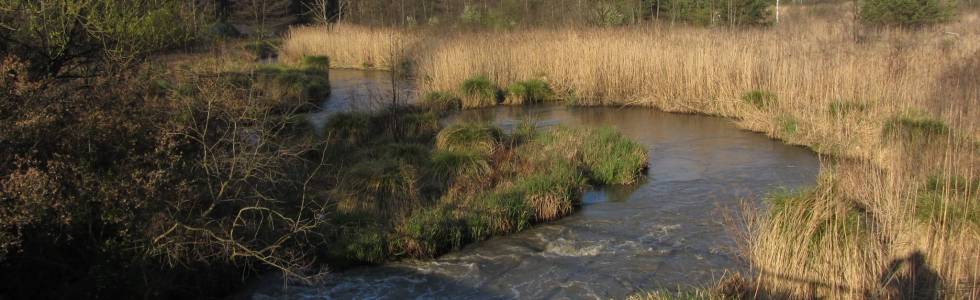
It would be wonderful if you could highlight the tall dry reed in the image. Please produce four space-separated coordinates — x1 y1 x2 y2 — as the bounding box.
282 24 421 69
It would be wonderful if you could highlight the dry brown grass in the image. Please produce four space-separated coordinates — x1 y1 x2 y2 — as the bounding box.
283 5 979 298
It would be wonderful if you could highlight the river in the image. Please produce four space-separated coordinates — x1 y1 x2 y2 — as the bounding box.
250 70 819 299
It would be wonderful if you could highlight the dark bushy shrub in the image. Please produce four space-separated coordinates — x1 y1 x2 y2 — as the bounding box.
653 0 773 26
859 0 953 27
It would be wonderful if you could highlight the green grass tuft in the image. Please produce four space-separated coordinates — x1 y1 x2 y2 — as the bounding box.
778 115 798 136
302 55 330 70
431 150 491 182
325 113 372 145
333 158 420 218
580 127 648 185
420 91 463 111
741 90 777 109
338 226 390 263
400 207 466 257
883 111 949 140
466 190 534 236
460 75 501 108
764 188 866 254
509 161 587 220
505 79 554 105
915 175 980 228
435 123 504 155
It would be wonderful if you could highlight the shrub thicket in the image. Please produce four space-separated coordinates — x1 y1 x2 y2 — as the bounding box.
859 0 953 27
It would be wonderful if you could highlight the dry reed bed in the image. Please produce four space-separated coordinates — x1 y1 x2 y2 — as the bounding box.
283 12 980 298
282 24 422 69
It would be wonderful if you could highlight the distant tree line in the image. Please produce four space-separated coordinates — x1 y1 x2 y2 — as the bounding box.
295 0 775 27
197 0 958 32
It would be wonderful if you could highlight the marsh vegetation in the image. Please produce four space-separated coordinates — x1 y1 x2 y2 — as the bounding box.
2 0 978 299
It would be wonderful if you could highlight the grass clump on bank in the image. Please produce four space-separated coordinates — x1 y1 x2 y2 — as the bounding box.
421 91 463 111
765 186 868 251
741 90 777 109
579 127 649 185
883 111 949 140
505 79 555 104
915 175 980 228
301 55 330 69
436 123 504 155
778 115 799 136
460 75 502 108
246 64 331 111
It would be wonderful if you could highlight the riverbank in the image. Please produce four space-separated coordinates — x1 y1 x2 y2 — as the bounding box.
283 6 979 298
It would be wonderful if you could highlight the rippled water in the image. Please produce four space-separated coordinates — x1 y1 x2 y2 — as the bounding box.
253 73 820 299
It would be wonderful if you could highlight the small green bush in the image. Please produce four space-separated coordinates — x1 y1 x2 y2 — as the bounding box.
859 0 953 28
742 90 777 109
883 111 949 140
435 123 504 155
580 127 648 185
505 79 554 105
460 75 501 108
420 91 463 111
591 2 631 26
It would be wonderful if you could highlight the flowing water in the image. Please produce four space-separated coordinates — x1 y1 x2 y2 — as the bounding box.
252 72 820 299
